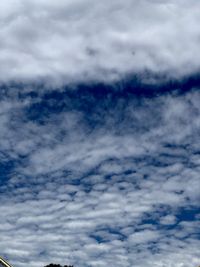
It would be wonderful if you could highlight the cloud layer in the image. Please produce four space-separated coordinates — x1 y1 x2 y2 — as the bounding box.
0 1 200 266
0 84 199 267
0 0 200 84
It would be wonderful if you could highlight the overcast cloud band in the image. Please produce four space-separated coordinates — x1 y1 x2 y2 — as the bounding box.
0 0 200 85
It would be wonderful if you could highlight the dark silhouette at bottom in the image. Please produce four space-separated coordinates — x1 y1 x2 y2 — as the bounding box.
44 264 73 267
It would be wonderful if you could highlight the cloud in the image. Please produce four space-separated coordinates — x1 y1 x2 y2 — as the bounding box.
128 230 160 244
0 0 200 85
0 2 200 266
160 215 177 225
0 83 199 267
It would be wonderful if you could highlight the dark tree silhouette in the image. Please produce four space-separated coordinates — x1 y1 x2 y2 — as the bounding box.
44 264 73 267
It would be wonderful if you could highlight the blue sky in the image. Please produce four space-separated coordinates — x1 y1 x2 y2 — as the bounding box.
0 1 200 267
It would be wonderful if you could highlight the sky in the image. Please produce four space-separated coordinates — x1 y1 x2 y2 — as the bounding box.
0 1 200 267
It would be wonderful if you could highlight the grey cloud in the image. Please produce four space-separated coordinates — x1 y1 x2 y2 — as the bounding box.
0 0 200 84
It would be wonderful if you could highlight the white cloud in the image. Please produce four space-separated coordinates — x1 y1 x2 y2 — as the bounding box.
128 230 160 244
0 0 200 85
160 215 177 225
0 87 199 267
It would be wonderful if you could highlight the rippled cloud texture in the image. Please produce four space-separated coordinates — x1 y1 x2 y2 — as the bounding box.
0 82 200 267
0 1 200 267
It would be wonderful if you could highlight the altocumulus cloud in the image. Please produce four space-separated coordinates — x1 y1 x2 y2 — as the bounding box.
0 85 200 267
0 0 200 84
0 1 200 267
